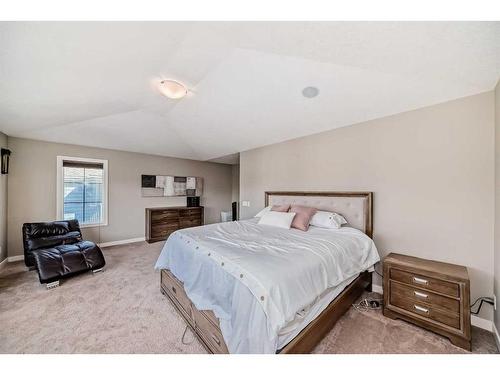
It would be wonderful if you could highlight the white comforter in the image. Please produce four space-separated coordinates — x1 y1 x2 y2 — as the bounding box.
155 218 380 353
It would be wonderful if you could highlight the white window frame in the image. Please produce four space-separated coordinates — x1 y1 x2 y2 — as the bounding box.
56 156 109 228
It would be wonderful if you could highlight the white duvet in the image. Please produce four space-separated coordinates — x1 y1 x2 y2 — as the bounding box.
155 218 380 353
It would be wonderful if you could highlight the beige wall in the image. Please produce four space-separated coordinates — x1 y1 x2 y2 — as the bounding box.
495 80 500 334
7 137 233 257
231 164 240 219
240 92 495 321
0 132 7 262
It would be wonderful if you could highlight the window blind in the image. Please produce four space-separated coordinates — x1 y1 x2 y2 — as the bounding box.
63 160 104 169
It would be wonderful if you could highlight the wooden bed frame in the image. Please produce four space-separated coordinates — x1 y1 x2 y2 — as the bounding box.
160 191 374 354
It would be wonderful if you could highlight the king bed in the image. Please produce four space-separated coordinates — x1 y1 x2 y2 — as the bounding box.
155 191 380 353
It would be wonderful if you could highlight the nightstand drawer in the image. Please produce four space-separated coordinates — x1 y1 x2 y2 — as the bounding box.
390 293 460 329
390 280 460 313
390 268 459 298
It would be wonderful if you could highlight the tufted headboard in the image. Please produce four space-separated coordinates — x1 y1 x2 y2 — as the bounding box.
265 191 373 237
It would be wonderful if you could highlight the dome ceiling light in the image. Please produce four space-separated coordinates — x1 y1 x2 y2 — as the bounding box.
158 79 188 99
302 86 319 98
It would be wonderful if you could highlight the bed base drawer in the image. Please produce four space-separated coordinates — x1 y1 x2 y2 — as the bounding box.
200 309 220 328
160 269 371 354
160 270 229 353
161 270 194 325
193 309 229 353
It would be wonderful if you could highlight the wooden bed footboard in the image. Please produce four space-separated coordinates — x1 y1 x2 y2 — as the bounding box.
160 269 372 354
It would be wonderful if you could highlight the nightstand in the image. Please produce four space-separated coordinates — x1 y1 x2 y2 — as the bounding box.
383 253 471 351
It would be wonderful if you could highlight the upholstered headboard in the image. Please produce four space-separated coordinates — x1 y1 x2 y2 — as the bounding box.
265 191 373 237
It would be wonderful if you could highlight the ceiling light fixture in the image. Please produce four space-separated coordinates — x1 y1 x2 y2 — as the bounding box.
302 86 319 98
158 79 188 99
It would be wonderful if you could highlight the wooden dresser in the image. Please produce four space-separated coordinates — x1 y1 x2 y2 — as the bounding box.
145 206 204 243
383 253 471 350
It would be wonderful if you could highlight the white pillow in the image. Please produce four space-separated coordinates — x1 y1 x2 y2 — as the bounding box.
257 211 296 229
254 205 272 218
310 211 347 229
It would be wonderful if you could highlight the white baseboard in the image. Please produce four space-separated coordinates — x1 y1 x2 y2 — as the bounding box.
8 255 24 262
471 315 493 332
98 237 145 248
372 283 383 294
493 322 500 352
0 257 7 272
371 282 493 332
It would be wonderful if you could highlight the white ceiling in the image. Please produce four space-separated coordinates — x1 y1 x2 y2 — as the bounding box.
1 22 499 163
209 153 240 165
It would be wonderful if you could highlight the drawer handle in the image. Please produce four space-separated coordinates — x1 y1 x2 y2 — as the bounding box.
211 334 221 346
413 277 428 285
171 286 177 294
414 291 428 299
414 304 429 314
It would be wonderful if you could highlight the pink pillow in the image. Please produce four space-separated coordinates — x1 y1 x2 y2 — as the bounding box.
289 205 317 231
271 204 290 212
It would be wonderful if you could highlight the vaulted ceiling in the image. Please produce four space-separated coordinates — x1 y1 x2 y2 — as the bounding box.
1 22 499 163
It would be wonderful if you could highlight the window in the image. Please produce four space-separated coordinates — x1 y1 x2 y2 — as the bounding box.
57 156 108 227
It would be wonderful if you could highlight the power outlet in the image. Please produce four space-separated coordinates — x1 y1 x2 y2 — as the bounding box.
241 201 251 207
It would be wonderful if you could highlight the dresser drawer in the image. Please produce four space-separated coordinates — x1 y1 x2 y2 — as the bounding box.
151 210 179 221
179 218 201 228
390 280 460 313
193 308 228 353
151 226 178 239
152 222 179 231
179 208 202 217
390 268 459 298
390 293 460 329
161 270 193 324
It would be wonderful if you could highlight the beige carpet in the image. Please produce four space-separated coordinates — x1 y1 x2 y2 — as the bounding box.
0 241 498 354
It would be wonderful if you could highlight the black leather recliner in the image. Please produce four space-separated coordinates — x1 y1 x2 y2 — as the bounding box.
22 220 106 287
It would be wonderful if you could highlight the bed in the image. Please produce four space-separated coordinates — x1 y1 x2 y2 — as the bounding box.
155 191 380 353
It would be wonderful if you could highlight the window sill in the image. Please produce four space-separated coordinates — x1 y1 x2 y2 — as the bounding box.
80 223 108 229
